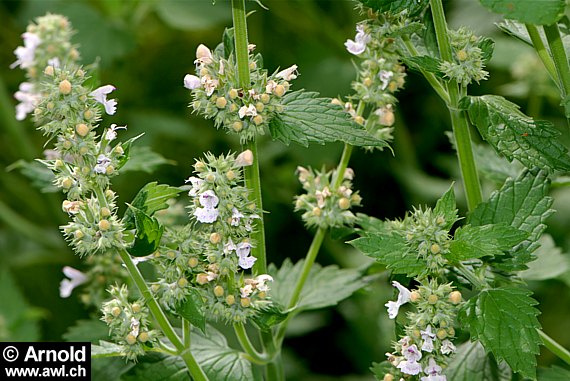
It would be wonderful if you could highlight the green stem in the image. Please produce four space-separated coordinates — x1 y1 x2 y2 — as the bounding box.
260 330 283 381
183 318 191 348
401 36 450 104
233 323 270 364
539 330 570 366
525 24 558 83
543 23 570 99
454 263 486 290
430 0 482 211
232 0 267 274
117 248 208 381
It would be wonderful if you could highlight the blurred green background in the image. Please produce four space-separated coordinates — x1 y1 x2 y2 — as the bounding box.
1 0 570 379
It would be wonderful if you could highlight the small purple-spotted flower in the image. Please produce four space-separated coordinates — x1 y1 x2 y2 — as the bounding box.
236 241 256 269
397 360 422 375
194 190 220 223
90 85 117 115
94 154 111 174
421 325 436 352
385 281 411 319
231 207 244 226
379 70 394 90
185 176 204 197
402 344 422 362
59 266 88 298
421 358 446 381
238 104 257 119
14 82 39 121
105 124 127 142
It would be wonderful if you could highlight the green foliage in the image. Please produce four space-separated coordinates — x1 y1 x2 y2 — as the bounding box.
538 366 570 381
358 0 429 17
92 341 124 358
123 182 182 230
268 90 388 148
433 184 459 230
120 146 175 174
116 134 144 171
520 234 570 281
127 206 164 257
444 341 511 381
251 304 289 331
370 361 393 380
469 169 554 271
175 288 207 333
461 95 570 172
121 352 191 381
401 56 444 76
268 259 368 312
63 319 109 343
153 0 232 31
460 287 541 380
479 0 565 25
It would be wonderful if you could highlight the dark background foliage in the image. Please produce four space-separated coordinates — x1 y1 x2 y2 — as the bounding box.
1 1 570 379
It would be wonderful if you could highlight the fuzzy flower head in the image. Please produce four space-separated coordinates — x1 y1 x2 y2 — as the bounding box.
90 85 117 115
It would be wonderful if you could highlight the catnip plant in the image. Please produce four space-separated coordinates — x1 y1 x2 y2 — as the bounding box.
9 0 570 380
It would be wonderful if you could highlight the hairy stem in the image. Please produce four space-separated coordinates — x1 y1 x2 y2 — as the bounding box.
430 0 482 211
232 0 267 274
539 330 570 366
525 24 558 83
543 23 570 100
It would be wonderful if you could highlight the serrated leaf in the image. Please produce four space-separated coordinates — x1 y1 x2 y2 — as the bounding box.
358 0 429 17
520 234 570 281
268 90 387 148
250 303 289 331
473 142 523 185
444 341 511 381
91 341 124 358
120 146 175 174
349 233 425 277
479 0 565 25
356 213 386 233
401 56 443 76
538 365 570 381
192 325 260 381
116 133 144 171
497 20 532 46
123 182 182 229
462 95 570 172
10 160 57 193
176 288 206 333
121 352 190 381
469 169 554 271
268 259 368 312
127 206 164 257
460 287 541 379
449 224 528 263
433 184 458 230
479 36 495 63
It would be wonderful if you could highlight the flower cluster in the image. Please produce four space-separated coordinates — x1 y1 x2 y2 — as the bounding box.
383 280 463 381
11 14 79 121
101 285 160 361
184 43 297 142
294 166 362 229
439 27 489 85
151 151 273 324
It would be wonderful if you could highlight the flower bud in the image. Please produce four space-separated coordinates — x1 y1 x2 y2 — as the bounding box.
255 102 264 112
449 291 462 304
228 89 239 99
258 291 267 299
166 250 177 260
74 230 84 240
312 207 322 216
100 207 111 217
274 84 285 97
210 232 221 244
61 177 73 189
354 116 365 125
253 115 263 125
84 109 94 120
428 294 438 305
151 284 161 293
131 303 142 313
249 61 257 70
177 278 188 288
363 77 373 87
456 49 468 61
105 165 114 175
430 243 441 254
448 327 455 337
240 298 251 307
44 65 55 76
215 97 227 109
226 170 236 181
197 273 210 285
410 290 421 302
188 257 199 268
383 374 394 381
436 328 448 340
75 123 89 137
98 219 111 231
338 198 350 210
206 173 216 183
194 161 206 172
138 332 149 343
59 79 72 95
235 150 253 166
260 93 270 104
126 334 137 345
214 285 224 297
226 294 235 305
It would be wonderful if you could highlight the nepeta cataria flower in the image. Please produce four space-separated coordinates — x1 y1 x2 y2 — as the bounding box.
14 82 40 121
200 75 218 96
11 32 41 69
59 266 88 298
440 339 456 355
195 44 213 66
276 64 298 81
240 284 253 298
344 24 370 55
238 104 257 119
235 150 254 167
184 74 201 90
231 207 245 226
385 281 411 319
236 241 256 269
397 359 422 375
421 325 436 352
265 79 278 94
255 274 273 292
90 85 117 115
194 190 220 223
94 154 112 174
379 70 394 90
105 124 127 142
185 176 204 197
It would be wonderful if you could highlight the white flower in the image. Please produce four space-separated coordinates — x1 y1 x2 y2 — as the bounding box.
236 241 256 269
235 150 254 167
195 44 213 66
379 70 394 90
385 281 411 319
421 325 436 352
185 176 204 197
11 32 41 69
421 376 447 381
47 57 61 68
238 255 257 269
397 360 422 376
199 190 219 208
255 274 273 292
131 254 154 265
402 344 422 362
244 214 260 232
440 339 456 355
423 357 442 376
105 124 127 141
398 336 412 349
14 82 40 121
206 271 218 281
224 238 237 254
90 85 117 115
265 79 278 94
59 266 88 298
201 75 219 96
345 39 367 55
184 74 201 90
218 60 225 75
248 44 256 52
240 284 253 298
194 207 219 223
248 89 261 100
130 317 140 338
355 24 371 44
276 65 298 81
62 200 82 215
94 154 111 174
231 207 244 226
238 104 258 119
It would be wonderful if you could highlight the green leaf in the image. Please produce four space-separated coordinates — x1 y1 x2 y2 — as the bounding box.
479 36 495 63
9 160 57 193
121 352 190 381
497 20 532 46
479 0 565 25
358 0 429 17
473 143 523 185
370 361 393 380
116 133 144 171
120 146 175 174
91 341 124 358
444 341 511 381
127 206 164 257
192 326 260 381
433 184 458 230
153 0 231 31
123 182 182 230
63 319 109 343
469 169 554 271
349 233 425 277
250 304 289 331
460 287 541 379
175 288 206 333
449 224 528 263
268 259 368 312
268 90 388 148
520 234 570 281
538 366 570 381
356 213 386 233
401 56 443 76
462 95 570 172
